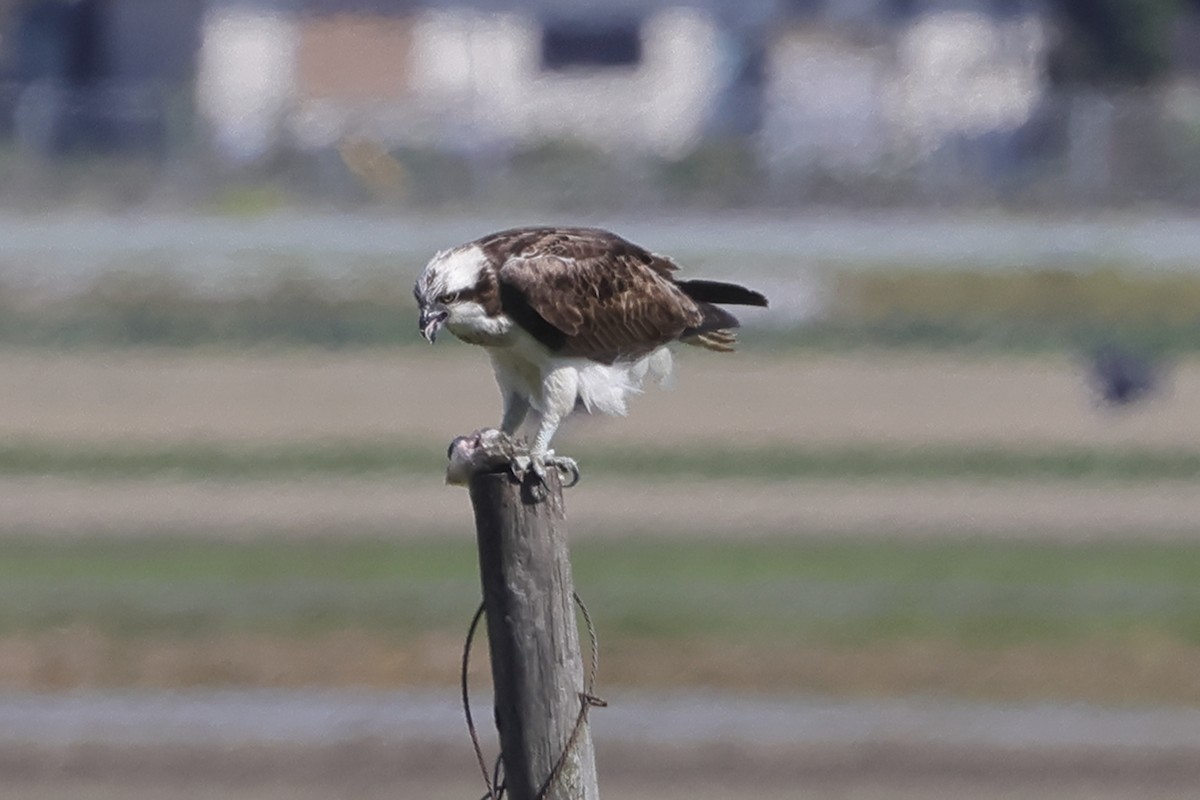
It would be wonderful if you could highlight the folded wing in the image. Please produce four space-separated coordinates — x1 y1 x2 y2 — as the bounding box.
491 228 704 363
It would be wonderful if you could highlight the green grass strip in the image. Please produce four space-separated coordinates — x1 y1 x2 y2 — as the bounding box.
593 445 1200 482
1 440 1198 482
0 440 446 479
1 535 1200 646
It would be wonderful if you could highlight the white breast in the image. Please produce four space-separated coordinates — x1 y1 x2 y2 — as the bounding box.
486 327 674 418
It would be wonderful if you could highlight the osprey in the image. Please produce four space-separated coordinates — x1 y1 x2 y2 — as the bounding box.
414 226 768 479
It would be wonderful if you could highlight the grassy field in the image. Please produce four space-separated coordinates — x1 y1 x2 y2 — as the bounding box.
6 258 1200 351
3 534 1200 704
1 438 1198 482
9 533 1200 642
0 348 1196 705
829 268 1200 351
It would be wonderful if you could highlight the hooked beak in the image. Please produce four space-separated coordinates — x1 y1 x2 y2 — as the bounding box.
419 308 448 343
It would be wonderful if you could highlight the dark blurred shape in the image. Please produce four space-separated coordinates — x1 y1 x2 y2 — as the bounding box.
1088 342 1162 406
6 0 202 153
540 16 642 71
1045 0 1181 87
11 0 103 85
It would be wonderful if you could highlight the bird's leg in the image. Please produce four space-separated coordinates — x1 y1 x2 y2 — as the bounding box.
511 368 579 488
499 393 529 436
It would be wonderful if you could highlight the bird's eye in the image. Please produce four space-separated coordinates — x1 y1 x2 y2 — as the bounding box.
438 291 459 304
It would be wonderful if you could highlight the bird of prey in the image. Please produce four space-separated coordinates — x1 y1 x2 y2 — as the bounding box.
414 226 768 480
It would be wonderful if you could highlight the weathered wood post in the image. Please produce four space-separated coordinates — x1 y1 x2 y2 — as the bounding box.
448 429 601 800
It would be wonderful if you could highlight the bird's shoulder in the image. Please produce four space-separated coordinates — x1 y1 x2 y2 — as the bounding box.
476 226 679 280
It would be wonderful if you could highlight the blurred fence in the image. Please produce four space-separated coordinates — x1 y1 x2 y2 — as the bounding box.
0 78 1198 211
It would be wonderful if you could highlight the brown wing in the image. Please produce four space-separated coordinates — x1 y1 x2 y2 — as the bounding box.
484 228 702 363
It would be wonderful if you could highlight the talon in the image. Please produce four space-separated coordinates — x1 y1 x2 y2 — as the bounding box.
511 454 532 478
508 451 579 490
547 455 580 488
564 464 580 487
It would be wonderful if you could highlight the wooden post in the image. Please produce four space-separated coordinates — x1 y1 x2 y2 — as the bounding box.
448 430 600 800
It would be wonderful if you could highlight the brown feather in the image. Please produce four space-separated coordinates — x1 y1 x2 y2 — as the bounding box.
483 227 704 363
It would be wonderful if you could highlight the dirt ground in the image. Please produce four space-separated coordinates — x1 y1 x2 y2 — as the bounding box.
3 475 1200 538
5 631 1200 705
0 348 1195 449
4 740 1200 800
2 348 1198 539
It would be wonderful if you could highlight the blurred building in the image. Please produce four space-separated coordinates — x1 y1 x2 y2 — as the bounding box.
193 0 1049 165
195 0 778 162
763 2 1046 182
0 0 1198 204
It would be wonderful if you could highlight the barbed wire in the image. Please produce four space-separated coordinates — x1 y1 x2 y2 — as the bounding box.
461 590 604 800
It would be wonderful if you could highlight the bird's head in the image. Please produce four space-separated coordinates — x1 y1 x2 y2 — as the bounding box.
414 245 489 344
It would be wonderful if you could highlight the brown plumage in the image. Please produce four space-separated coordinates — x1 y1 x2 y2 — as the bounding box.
475 226 767 363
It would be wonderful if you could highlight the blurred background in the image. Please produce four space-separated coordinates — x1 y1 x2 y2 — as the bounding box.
2 1 1200 798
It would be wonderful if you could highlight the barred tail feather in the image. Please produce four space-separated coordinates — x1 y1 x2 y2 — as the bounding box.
682 300 739 345
676 278 767 352
682 327 738 353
